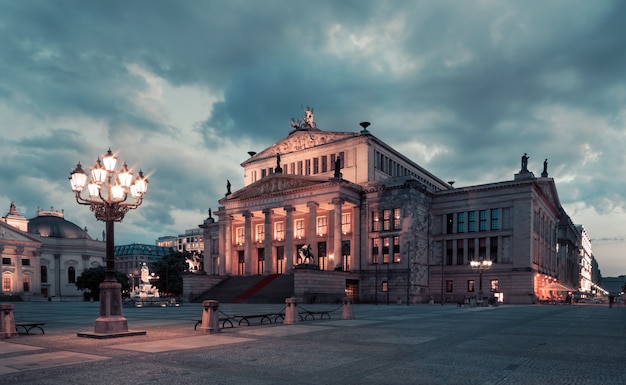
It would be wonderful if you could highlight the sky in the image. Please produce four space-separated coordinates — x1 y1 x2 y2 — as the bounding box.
1 1 625 276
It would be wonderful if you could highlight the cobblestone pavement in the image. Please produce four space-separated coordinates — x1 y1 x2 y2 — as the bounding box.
0 301 624 384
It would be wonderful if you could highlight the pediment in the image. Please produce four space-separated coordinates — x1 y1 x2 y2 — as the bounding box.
250 130 358 160
0 221 41 244
224 174 331 201
537 178 561 209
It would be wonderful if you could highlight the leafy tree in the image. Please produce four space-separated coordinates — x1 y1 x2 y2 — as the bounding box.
75 266 130 300
150 251 188 297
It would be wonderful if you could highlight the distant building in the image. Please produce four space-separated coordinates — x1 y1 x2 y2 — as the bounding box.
114 243 176 290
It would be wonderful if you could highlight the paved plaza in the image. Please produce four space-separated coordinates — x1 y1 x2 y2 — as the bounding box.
0 301 624 384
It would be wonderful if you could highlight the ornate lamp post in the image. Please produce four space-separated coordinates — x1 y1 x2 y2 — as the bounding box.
70 149 148 335
470 259 492 302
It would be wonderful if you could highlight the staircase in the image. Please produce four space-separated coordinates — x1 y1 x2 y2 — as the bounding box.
193 274 294 304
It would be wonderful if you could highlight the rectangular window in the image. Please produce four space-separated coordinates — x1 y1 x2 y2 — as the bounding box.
313 158 319 174
479 238 487 260
23 277 30 292
468 211 476 232
372 210 380 232
456 239 464 265
446 213 454 234
261 169 267 178
446 240 453 265
491 209 499 230
290 163 295 175
457 212 465 233
305 159 311 175
295 219 305 239
3 277 11 292
274 221 284 241
468 280 475 292
317 216 327 237
341 213 351 235
490 237 498 263
383 209 391 231
382 237 390 263
235 227 244 245
372 238 380 264
382 281 388 292
479 210 487 231
255 224 265 243
298 161 303 175
393 236 400 263
2 258 11 265
446 280 453 292
321 156 327 173
22 259 30 266
393 208 401 229
468 238 475 261
490 279 499 291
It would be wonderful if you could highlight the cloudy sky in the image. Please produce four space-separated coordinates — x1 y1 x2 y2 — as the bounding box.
1 1 625 276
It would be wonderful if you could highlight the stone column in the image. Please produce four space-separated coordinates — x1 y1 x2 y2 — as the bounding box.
243 211 253 275
54 254 61 298
284 297 298 325
332 198 343 271
307 201 318 248
263 209 274 274
284 206 295 272
222 215 233 275
199 300 221 334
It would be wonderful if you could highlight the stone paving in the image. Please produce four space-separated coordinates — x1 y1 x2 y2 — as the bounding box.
0 301 624 384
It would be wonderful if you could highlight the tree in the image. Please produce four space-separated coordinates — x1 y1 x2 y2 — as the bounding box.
75 266 130 300
151 251 188 297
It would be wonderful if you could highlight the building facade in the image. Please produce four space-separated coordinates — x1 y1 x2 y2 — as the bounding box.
198 109 595 304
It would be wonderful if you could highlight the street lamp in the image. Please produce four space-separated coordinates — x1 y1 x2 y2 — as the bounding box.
70 148 148 335
470 259 492 302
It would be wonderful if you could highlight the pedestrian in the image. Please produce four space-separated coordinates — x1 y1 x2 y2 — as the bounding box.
608 294 614 308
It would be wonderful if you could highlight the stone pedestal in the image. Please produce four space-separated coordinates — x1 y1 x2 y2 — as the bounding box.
284 297 298 325
199 300 220 334
0 304 17 338
341 297 354 320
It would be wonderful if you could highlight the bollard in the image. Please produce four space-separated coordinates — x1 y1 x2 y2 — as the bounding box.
284 297 298 325
198 300 220 334
0 304 17 338
341 297 354 320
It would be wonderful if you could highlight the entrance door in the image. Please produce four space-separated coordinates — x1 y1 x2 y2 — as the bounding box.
276 246 284 275
257 248 265 275
237 250 244 276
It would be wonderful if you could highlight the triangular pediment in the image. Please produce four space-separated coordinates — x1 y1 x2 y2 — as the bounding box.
223 174 332 201
537 178 561 209
248 130 359 161
0 221 41 244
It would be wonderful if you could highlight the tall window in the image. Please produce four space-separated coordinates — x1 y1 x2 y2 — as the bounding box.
393 236 400 263
68 266 76 284
456 239 464 265
274 221 284 241
490 237 498 263
236 227 244 245
468 211 476 232
491 209 499 230
255 224 265 243
479 238 487 260
446 240 453 265
297 161 303 175
446 213 454 234
382 237 390 263
372 238 380 264
305 159 311 175
490 279 499 291
295 219 305 239
341 213 351 234
468 280 475 292
313 158 319 174
372 210 380 232
446 280 453 292
382 281 388 292
468 238 475 261
3 277 11 292
317 216 327 237
393 208 401 229
321 156 327 172
383 209 391 231
41 266 48 283
479 210 487 231
457 212 465 233
23 277 30 292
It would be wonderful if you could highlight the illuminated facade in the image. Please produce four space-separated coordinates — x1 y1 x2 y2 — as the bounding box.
198 109 592 304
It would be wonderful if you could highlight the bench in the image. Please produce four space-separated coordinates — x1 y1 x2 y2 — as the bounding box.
15 322 45 335
193 317 234 330
233 314 275 326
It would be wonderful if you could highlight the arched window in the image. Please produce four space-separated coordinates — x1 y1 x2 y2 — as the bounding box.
41 266 48 283
68 266 76 283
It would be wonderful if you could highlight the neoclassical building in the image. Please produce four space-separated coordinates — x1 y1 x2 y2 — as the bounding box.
1 203 105 301
198 109 585 304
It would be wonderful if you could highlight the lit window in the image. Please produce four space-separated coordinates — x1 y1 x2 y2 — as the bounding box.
383 209 391 231
256 224 265 243
372 238 380 264
341 213 351 235
236 227 244 245
382 281 388 292
490 279 499 291
295 219 305 239
383 237 390 263
393 208 400 229
372 210 380 232
317 216 327 236
468 280 475 292
3 277 11 292
274 221 284 241
393 236 400 263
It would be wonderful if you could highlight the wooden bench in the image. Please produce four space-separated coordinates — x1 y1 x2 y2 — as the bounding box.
193 317 234 330
15 322 45 335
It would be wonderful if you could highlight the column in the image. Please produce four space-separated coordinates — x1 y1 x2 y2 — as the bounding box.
54 254 61 298
307 201 318 248
284 205 295 272
332 198 343 271
243 211 253 275
222 215 232 275
263 209 274 274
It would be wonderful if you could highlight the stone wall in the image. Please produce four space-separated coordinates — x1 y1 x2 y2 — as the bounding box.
182 274 227 302
293 269 351 304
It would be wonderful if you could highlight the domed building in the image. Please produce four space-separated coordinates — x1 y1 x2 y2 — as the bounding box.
1 203 105 301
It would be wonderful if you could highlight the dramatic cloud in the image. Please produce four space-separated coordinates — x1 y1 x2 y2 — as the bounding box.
1 0 625 275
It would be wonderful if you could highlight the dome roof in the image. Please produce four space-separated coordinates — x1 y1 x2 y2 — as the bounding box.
28 212 92 240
